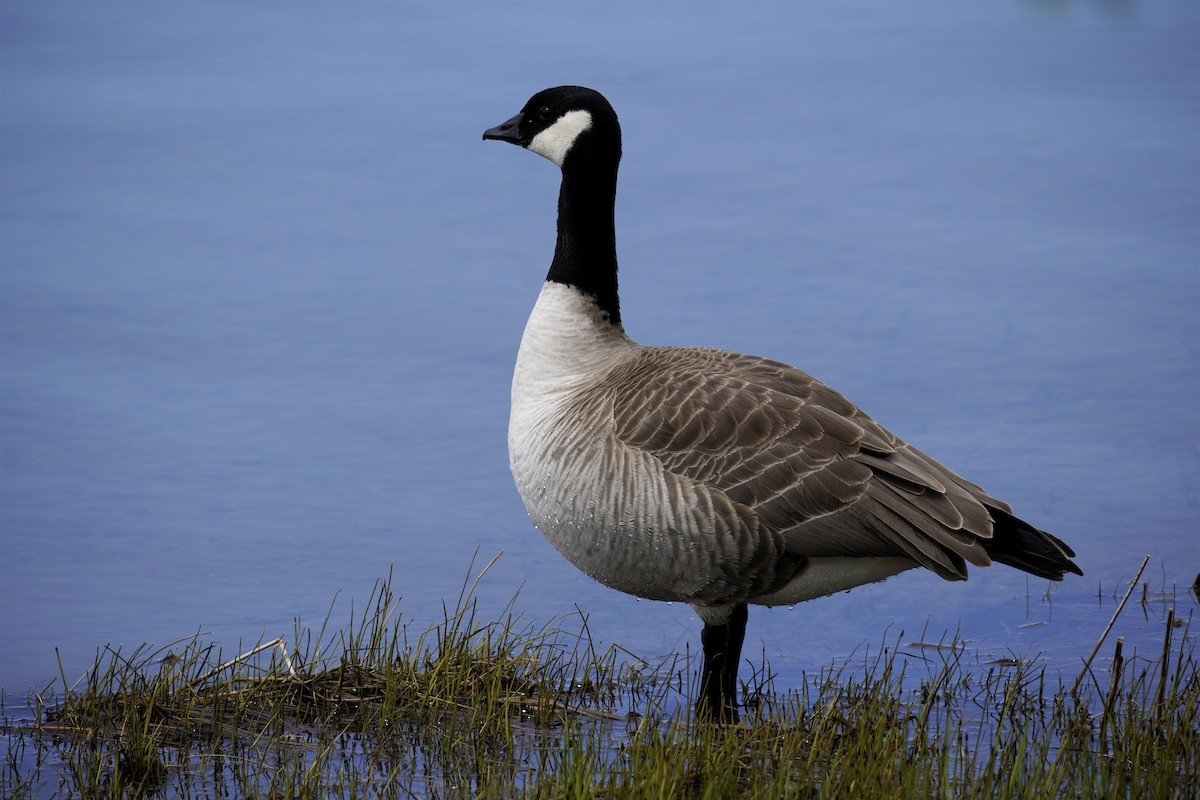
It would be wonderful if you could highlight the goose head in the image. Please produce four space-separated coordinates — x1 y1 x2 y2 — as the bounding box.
483 86 621 170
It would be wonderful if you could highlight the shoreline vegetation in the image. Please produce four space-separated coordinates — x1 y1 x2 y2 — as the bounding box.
3 556 1196 799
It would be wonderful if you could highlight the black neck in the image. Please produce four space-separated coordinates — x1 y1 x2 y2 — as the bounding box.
547 155 621 326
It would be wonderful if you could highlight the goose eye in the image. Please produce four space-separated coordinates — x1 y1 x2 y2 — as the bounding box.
536 106 554 122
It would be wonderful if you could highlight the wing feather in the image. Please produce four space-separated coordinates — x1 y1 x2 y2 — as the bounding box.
602 345 1078 587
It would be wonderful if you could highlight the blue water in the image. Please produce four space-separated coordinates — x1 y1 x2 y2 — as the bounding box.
2 1 1197 704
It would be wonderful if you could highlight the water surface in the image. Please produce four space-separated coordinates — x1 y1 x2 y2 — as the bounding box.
2 2 1197 704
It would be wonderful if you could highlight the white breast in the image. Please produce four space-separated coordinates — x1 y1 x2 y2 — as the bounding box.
508 283 733 602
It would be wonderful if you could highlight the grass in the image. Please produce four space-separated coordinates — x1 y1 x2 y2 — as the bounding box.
2 556 1197 799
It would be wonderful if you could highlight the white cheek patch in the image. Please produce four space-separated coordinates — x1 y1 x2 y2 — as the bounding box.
527 109 593 167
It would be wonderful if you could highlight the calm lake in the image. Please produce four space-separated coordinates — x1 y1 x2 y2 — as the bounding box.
2 0 1197 714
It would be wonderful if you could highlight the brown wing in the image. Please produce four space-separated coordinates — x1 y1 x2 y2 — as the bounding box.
605 346 1078 584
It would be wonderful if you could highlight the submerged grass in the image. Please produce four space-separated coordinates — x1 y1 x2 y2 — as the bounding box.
3 557 1197 799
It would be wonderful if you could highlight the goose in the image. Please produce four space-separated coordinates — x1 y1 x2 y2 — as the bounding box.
482 86 1082 722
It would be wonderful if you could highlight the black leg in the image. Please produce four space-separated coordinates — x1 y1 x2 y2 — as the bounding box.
723 604 747 711
697 604 748 723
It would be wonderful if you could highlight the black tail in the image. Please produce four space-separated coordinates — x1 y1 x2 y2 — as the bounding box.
983 506 1083 581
